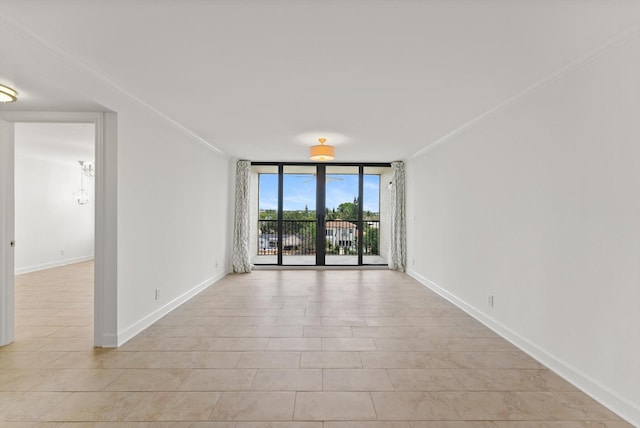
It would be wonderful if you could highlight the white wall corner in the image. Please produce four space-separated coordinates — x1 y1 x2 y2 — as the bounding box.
15 255 95 276
116 272 226 347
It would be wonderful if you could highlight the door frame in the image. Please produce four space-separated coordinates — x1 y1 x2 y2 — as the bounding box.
0 111 118 348
253 161 390 266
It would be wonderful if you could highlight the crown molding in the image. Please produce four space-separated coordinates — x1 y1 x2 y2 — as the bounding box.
0 8 227 158
410 22 640 160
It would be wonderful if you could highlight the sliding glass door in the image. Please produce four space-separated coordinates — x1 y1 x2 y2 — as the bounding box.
253 163 390 266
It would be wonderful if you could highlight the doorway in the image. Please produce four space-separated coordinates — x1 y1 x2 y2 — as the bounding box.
13 122 95 346
251 162 391 266
0 111 117 348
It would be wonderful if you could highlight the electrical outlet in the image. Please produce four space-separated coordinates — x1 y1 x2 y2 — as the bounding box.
155 288 160 301
215 261 218 269
488 294 494 307
60 250 65 256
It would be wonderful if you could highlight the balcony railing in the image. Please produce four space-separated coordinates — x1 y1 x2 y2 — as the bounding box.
257 219 380 256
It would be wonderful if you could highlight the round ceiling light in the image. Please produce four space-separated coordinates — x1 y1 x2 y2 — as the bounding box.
0 84 18 103
309 138 335 161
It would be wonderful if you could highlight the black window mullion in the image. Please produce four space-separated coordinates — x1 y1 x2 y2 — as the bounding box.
316 165 326 266
358 165 364 266
277 164 284 266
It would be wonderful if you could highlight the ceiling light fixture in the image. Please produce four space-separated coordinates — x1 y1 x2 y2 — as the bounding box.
309 138 335 161
0 84 17 103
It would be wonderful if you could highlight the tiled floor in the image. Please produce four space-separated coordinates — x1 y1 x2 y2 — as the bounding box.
0 261 632 427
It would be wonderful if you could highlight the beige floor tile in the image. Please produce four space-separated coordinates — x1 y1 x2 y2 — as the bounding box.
322 338 377 351
266 338 322 351
214 326 257 337
305 308 348 317
0 369 46 391
209 338 269 351
489 423 632 428
227 317 279 326
293 391 377 420
300 352 362 368
451 369 577 392
48 423 150 428
45 351 114 369
33 369 124 391
459 352 544 369
102 351 242 369
372 338 513 352
180 369 257 391
446 391 544 420
370 391 459 420
276 317 322 327
236 423 323 428
4 264 631 426
120 337 215 352
251 369 322 391
106 369 192 391
360 352 464 369
147 423 236 428
37 338 95 352
210 391 296 421
303 327 353 337
353 327 426 338
253 326 304 337
124 391 221 421
409 422 496 427
325 423 411 428
47 326 95 338
237 352 301 368
387 369 464 391
0 352 67 369
40 391 146 421
0 392 70 421
323 369 394 391
142 325 220 338
320 317 367 327
516 392 623 421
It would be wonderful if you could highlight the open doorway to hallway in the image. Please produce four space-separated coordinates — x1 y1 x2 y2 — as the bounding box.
11 122 95 348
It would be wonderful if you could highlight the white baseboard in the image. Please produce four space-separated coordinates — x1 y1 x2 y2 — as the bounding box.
15 255 95 275
117 272 227 347
406 268 640 427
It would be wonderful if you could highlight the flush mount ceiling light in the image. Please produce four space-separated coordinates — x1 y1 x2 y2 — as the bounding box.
0 84 18 103
309 138 335 161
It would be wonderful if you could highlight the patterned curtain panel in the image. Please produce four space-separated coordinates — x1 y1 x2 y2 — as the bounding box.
232 160 252 273
389 161 407 272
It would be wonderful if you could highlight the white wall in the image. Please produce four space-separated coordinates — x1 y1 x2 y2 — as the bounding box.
14 128 94 274
406 36 640 424
115 103 231 344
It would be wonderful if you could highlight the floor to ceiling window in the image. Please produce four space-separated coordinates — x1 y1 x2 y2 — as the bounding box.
251 163 391 266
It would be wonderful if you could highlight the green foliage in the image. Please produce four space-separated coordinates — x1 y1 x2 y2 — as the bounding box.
363 225 379 255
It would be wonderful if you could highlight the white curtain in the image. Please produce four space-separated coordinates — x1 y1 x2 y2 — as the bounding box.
389 161 406 272
232 160 252 273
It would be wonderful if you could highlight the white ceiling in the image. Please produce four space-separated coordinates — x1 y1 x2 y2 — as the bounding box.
1 1 640 162
14 122 95 163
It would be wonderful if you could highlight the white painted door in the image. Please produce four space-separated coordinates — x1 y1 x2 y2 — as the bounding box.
0 118 14 347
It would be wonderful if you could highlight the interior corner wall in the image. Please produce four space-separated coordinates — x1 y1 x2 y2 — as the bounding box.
14 152 94 274
405 36 640 425
116 105 231 344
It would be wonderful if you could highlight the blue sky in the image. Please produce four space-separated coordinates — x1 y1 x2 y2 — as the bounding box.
259 174 380 212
